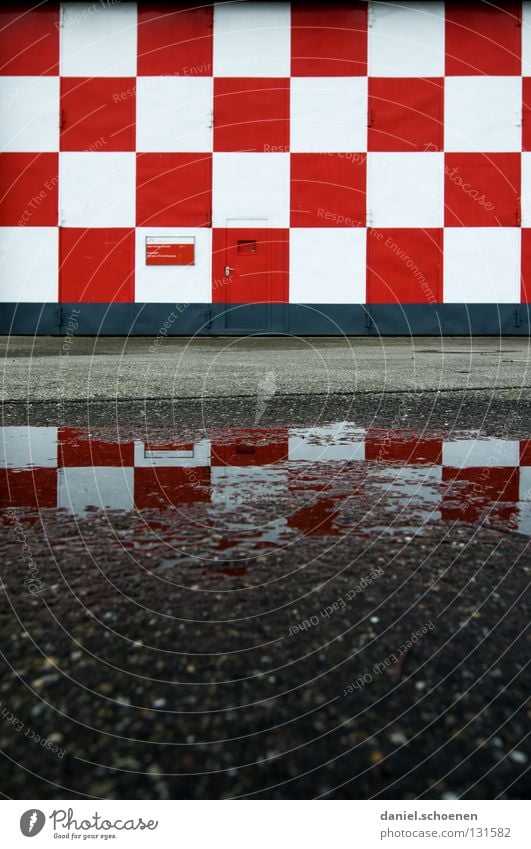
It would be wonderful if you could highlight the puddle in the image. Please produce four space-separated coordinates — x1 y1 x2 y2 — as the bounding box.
1 424 530 564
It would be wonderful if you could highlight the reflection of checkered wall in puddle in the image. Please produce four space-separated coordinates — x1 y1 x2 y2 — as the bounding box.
1 427 530 536
1 2 531 306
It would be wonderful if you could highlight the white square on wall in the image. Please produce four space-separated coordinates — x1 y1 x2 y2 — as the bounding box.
212 153 289 227
211 466 288 506
0 77 59 152
520 153 531 226
135 228 212 302
136 77 213 153
442 439 520 469
60 1 137 76
0 227 58 302
368 1 445 77
367 152 443 227
288 425 366 461
213 1 290 77
290 228 366 303
60 153 135 227
445 77 522 153
443 228 521 303
290 78 368 153
516 502 531 535
0 427 58 468
520 466 531 501
58 467 134 514
522 2 531 75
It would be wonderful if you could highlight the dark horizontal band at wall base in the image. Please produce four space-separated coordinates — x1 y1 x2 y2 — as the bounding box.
0 303 529 336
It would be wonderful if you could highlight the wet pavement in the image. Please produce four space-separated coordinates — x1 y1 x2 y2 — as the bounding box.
0 394 529 799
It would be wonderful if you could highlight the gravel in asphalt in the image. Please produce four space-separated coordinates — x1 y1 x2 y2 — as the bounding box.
1 336 529 401
0 392 529 799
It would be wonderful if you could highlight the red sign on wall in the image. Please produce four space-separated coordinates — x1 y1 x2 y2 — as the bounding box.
145 237 195 266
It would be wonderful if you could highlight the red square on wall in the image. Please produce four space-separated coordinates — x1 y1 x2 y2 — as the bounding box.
368 78 443 153
365 432 442 464
520 440 531 465
0 153 57 226
441 466 520 526
291 2 367 76
61 78 136 152
290 153 366 227
134 468 211 509
212 437 289 466
214 78 289 153
367 228 443 304
445 2 521 76
444 153 520 227
58 428 135 467
136 153 212 226
59 228 134 303
137 3 213 76
0 469 57 508
0 4 59 75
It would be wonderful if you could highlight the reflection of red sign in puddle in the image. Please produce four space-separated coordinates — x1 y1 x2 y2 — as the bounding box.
146 239 194 266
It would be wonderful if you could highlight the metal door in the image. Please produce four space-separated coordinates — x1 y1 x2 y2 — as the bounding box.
212 225 288 332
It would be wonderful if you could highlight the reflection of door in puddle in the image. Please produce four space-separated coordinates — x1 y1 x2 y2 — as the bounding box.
212 222 288 331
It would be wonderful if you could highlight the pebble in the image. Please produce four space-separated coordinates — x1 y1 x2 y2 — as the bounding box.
31 675 59 689
389 730 408 746
116 756 140 769
48 732 63 744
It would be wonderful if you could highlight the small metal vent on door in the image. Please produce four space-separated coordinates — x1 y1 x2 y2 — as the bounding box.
237 240 257 254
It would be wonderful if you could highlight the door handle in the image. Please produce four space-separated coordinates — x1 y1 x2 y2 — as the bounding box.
224 265 235 277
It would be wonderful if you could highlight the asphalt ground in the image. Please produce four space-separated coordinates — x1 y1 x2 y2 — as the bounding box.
0 511 528 800
0 386 529 800
1 336 530 401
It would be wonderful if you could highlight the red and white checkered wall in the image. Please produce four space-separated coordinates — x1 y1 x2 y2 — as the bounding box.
2 1 531 307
